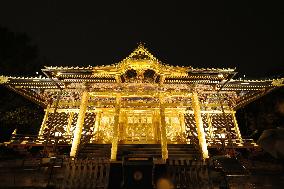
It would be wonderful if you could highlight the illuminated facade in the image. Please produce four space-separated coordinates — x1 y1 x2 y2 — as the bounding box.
1 44 283 160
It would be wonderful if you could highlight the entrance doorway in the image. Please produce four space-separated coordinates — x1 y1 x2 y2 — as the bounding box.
120 110 159 144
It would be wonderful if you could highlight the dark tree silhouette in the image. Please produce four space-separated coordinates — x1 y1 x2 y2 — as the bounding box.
237 87 284 140
236 87 284 160
0 26 44 142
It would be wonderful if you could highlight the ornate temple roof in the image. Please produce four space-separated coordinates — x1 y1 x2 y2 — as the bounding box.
0 44 283 108
42 44 235 78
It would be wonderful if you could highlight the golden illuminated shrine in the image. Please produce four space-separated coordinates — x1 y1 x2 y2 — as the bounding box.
1 44 283 162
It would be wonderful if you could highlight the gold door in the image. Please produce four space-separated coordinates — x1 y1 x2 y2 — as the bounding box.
121 110 157 144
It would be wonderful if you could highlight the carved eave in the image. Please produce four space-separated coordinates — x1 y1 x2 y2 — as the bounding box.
165 70 236 84
220 79 274 91
233 88 274 110
5 85 47 107
42 67 117 83
2 76 62 89
0 76 60 107
227 78 284 110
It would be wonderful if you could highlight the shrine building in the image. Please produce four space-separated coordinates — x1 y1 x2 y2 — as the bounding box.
1 44 283 161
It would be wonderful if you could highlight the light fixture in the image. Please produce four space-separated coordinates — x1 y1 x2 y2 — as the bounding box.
220 130 226 139
218 73 223 78
55 132 61 137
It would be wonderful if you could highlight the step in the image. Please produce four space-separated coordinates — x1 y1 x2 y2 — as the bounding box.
78 144 201 160
117 144 162 160
78 144 111 158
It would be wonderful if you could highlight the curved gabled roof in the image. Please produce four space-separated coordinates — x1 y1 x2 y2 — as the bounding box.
43 44 235 79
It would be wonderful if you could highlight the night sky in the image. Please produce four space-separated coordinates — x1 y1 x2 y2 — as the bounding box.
0 1 283 78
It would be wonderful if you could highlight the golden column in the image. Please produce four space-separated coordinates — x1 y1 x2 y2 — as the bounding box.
179 111 186 142
119 111 127 142
94 111 102 133
38 106 50 136
231 111 243 143
91 110 102 143
111 94 121 160
118 111 123 141
159 96 168 160
179 111 186 133
152 110 160 142
191 92 209 159
70 90 89 157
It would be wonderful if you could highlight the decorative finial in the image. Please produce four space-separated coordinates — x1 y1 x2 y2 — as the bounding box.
137 42 146 47
0 76 9 84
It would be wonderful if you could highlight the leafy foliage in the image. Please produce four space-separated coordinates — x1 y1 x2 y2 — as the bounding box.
237 87 284 140
0 106 41 125
0 26 44 141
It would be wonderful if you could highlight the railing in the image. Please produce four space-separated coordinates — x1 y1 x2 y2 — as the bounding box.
0 156 111 188
207 138 258 148
59 158 110 189
8 134 73 145
8 134 258 149
167 159 211 188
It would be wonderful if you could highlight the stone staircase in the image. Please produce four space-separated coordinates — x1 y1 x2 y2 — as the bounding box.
78 144 111 159
117 144 162 160
78 143 201 160
167 144 201 160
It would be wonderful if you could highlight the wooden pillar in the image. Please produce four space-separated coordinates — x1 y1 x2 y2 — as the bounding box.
122 112 128 143
93 111 102 133
91 111 101 143
38 106 50 136
70 91 89 157
120 111 127 141
179 111 186 133
231 112 243 142
152 110 160 142
111 94 121 160
159 96 168 160
192 92 209 159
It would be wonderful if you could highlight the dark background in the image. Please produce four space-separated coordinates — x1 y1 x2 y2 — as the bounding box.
0 1 283 141
0 1 284 77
